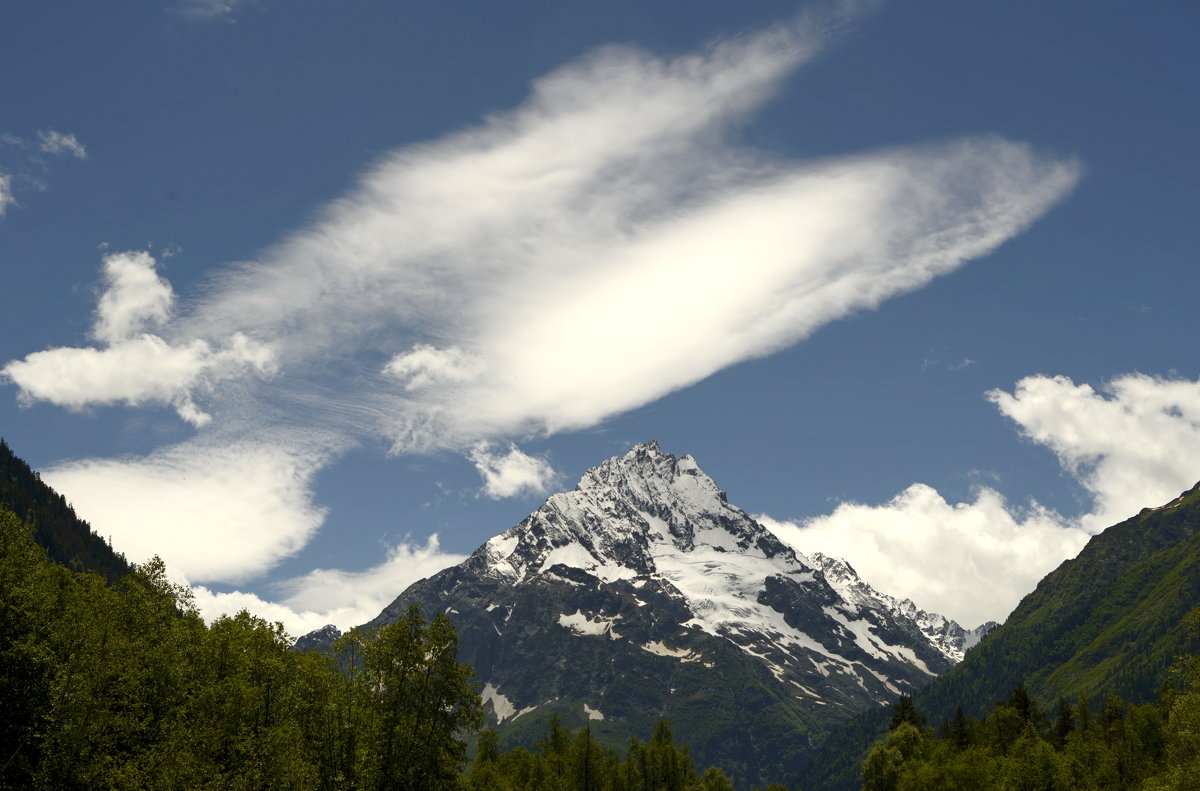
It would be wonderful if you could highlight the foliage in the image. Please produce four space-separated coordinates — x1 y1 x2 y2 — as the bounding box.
859 607 1200 791
465 715 785 791
0 508 481 789
0 437 131 583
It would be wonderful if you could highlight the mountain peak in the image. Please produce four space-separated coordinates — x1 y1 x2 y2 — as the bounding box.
575 440 727 509
357 440 998 784
477 442 764 587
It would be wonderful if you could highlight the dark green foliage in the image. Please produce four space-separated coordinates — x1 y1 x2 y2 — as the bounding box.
0 438 131 583
0 509 483 790
464 716 763 791
888 696 923 731
338 604 485 791
858 609 1200 791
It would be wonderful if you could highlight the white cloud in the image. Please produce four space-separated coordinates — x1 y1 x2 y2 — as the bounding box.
0 130 86 218
384 345 483 392
43 436 332 583
190 534 467 636
37 130 87 160
161 12 1077 458
765 371 1200 628
760 488 1087 628
988 373 1200 531
7 4 1078 458
470 442 559 499
3 3 1087 632
92 250 173 344
0 173 14 218
1 250 275 426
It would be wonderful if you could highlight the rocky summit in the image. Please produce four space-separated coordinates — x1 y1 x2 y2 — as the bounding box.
319 441 994 785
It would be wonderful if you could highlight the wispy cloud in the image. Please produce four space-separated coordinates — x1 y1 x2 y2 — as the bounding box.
0 129 87 218
37 130 87 160
4 2 1083 630
767 371 1200 627
177 0 246 22
0 173 15 218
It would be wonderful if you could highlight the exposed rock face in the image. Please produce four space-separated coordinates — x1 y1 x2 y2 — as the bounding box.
335 441 991 786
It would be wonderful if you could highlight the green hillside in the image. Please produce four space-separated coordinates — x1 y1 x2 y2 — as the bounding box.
805 481 1200 791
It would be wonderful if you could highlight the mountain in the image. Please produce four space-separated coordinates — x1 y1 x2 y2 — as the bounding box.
327 441 990 787
0 438 130 583
803 478 1200 791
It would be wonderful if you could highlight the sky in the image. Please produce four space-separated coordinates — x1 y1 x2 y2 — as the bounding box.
2 0 1198 635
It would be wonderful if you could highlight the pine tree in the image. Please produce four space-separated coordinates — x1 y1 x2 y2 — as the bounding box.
890 695 925 731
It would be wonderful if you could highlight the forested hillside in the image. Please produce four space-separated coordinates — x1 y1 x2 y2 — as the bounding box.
804 481 1200 791
858 614 1200 791
1 506 772 790
0 505 485 789
0 438 130 582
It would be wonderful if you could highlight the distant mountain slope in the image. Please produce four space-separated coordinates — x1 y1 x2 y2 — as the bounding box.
0 438 131 583
320 442 989 787
804 479 1200 791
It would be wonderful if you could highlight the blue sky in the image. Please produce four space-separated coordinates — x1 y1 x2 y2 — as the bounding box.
2 0 1198 633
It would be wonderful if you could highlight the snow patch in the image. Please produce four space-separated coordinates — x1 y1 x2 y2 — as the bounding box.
583 703 605 721
641 641 699 662
482 683 517 723
558 610 622 639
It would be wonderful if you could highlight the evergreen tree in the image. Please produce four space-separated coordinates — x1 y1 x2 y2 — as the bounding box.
889 695 925 731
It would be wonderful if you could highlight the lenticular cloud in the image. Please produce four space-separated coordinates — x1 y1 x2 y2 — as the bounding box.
3 2 1083 627
174 11 1079 457
6 7 1079 463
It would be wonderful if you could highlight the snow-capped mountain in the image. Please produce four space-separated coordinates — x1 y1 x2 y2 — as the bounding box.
336 442 993 785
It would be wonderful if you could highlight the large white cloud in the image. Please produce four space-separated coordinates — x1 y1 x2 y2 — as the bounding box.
760 488 1087 629
4 3 1087 631
988 373 1200 531
766 372 1200 628
158 5 1077 458
2 251 276 426
43 436 333 582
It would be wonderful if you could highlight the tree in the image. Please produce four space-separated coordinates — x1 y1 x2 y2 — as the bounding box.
1051 696 1074 747
863 722 929 791
890 695 925 731
701 765 736 791
346 604 483 791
